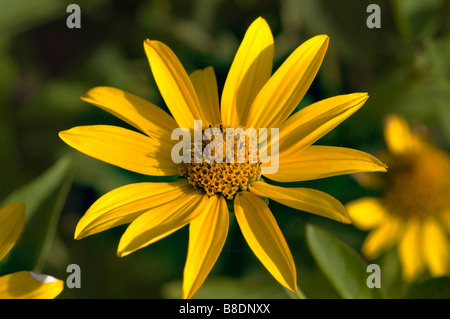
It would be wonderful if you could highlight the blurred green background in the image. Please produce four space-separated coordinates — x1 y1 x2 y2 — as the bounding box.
0 0 449 299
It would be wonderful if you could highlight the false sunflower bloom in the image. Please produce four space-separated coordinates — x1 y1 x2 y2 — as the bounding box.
60 17 386 298
347 114 450 282
0 202 64 299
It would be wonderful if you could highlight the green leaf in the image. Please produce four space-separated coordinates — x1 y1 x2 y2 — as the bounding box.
0 0 65 39
392 0 445 41
403 277 450 299
0 156 75 274
306 224 383 299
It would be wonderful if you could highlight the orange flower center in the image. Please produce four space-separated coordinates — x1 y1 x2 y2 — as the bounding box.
178 124 261 199
383 147 450 219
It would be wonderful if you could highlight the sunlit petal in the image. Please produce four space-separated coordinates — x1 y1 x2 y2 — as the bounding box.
144 40 204 130
0 271 63 299
75 181 193 239
81 86 178 141
383 114 423 154
271 93 368 155
266 146 387 182
398 219 424 281
183 195 229 299
234 191 296 292
118 191 207 257
422 218 450 277
249 181 350 224
362 217 402 259
245 35 328 130
221 17 274 127
0 202 25 262
346 197 388 230
190 67 221 126
59 125 178 176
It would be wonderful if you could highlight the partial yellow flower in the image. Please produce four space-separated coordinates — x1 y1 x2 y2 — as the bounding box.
0 202 64 299
347 114 450 282
59 17 386 298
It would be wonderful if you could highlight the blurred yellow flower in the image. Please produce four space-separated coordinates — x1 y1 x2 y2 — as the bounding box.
0 202 64 299
347 114 450 282
59 17 386 298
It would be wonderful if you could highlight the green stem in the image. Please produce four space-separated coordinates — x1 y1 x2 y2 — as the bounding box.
392 0 412 43
284 286 307 299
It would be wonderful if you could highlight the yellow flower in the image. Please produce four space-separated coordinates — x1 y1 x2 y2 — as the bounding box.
0 202 64 299
347 114 450 282
59 17 386 298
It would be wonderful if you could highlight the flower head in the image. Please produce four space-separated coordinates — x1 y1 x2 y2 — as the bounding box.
347 114 450 281
0 202 64 299
60 17 386 298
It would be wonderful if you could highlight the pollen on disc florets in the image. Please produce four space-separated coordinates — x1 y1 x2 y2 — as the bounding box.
383 148 450 219
178 124 261 199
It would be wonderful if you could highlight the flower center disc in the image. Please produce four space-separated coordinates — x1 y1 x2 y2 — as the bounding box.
178 124 261 199
383 148 450 219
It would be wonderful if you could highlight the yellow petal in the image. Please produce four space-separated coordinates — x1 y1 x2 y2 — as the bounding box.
383 114 423 155
0 202 25 262
81 86 178 141
346 197 388 230
265 145 387 182
234 191 296 292
245 35 328 130
189 67 221 126
182 195 229 299
118 191 207 257
221 17 274 127
422 218 450 277
144 40 204 130
249 181 350 224
398 219 424 281
0 271 63 299
272 93 369 155
59 125 178 176
75 181 193 239
362 217 402 259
